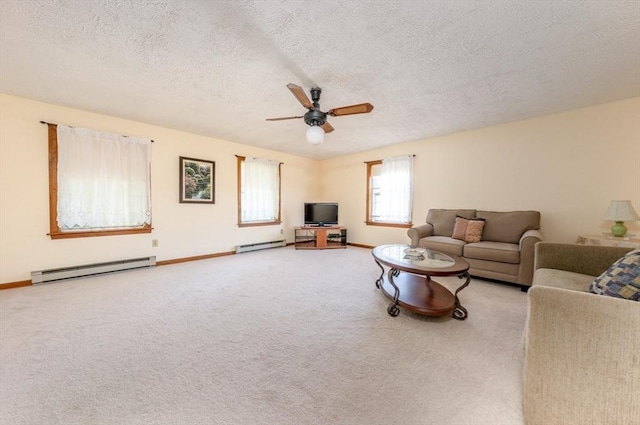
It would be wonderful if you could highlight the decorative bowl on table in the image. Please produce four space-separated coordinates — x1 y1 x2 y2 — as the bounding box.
404 247 426 259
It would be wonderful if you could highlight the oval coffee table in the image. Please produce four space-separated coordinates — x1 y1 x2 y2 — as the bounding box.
372 244 471 320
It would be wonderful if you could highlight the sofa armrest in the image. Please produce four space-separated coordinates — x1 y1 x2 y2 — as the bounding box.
534 242 632 277
520 229 543 246
407 224 434 248
523 285 640 425
516 230 544 286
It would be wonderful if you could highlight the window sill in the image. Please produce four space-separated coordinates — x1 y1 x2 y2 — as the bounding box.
365 221 412 229
238 221 282 228
49 226 152 239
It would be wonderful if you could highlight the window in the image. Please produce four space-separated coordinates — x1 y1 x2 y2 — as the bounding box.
46 123 152 239
237 156 281 226
366 155 414 227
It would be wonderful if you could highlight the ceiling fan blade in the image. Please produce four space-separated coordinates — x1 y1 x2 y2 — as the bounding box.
266 115 304 121
327 103 374 117
321 121 335 133
287 83 314 110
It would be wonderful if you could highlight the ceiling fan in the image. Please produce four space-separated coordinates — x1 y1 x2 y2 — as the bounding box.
266 83 374 145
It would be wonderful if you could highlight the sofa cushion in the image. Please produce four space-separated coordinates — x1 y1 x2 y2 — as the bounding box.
426 209 476 237
589 249 640 301
418 236 466 257
464 241 520 264
476 210 540 244
533 268 594 292
466 258 520 280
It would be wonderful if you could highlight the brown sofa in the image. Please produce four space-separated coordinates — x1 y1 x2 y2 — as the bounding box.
407 209 543 286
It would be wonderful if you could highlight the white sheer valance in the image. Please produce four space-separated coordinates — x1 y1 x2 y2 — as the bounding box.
375 155 414 223
241 157 279 222
56 125 152 230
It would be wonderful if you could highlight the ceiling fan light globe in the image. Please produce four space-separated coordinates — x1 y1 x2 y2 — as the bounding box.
306 125 324 145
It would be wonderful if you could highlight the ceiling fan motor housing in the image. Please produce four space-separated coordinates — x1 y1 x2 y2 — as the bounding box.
304 108 327 127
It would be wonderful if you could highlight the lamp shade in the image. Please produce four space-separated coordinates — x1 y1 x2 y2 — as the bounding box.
602 200 640 221
306 125 324 145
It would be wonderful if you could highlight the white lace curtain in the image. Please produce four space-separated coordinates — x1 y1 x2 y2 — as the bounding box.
376 155 414 223
56 125 152 229
242 157 279 222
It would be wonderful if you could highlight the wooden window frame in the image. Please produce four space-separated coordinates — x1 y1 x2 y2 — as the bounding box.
46 123 152 239
236 155 282 227
365 159 412 229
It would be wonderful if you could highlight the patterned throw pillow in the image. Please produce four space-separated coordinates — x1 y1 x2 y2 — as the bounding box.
451 217 469 241
589 249 640 301
451 216 485 243
465 219 485 243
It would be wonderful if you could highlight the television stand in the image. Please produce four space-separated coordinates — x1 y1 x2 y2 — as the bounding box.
294 226 347 250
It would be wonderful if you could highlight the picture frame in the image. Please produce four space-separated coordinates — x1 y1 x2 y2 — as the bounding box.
179 156 215 204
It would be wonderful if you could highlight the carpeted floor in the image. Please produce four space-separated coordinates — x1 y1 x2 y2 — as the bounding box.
0 246 527 425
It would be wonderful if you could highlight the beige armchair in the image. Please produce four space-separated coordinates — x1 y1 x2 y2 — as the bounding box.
523 243 639 425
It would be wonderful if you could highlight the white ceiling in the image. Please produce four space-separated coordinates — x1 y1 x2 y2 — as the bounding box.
1 1 639 159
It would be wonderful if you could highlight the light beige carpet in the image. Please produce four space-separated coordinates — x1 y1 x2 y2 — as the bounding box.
0 246 526 425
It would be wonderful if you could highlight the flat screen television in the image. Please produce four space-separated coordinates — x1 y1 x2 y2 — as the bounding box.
304 203 338 227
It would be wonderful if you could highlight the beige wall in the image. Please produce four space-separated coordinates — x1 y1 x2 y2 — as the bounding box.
2 95 639 283
322 97 640 247
0 94 320 283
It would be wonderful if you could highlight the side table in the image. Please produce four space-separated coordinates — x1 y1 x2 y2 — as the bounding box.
575 234 640 249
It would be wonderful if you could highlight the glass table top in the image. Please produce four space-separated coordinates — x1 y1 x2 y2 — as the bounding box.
372 244 459 272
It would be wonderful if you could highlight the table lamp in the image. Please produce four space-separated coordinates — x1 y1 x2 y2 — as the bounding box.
602 200 640 237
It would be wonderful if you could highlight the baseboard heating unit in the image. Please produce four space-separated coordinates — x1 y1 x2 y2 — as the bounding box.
31 256 156 284
235 239 286 254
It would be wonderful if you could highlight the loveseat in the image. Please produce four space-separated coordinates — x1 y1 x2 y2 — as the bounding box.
522 243 640 425
407 209 543 286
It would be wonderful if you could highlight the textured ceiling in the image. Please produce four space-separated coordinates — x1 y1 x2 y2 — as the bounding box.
1 1 639 159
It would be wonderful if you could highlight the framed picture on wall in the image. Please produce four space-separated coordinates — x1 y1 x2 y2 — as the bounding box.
179 156 215 204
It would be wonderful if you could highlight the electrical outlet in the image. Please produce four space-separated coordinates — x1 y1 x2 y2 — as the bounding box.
280 229 284 234
152 239 158 247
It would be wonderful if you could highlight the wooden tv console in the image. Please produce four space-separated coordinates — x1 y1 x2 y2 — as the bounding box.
294 226 347 250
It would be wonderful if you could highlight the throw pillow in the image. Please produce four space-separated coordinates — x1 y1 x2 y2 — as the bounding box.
589 249 640 301
451 217 469 241
465 219 485 243
451 216 485 243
